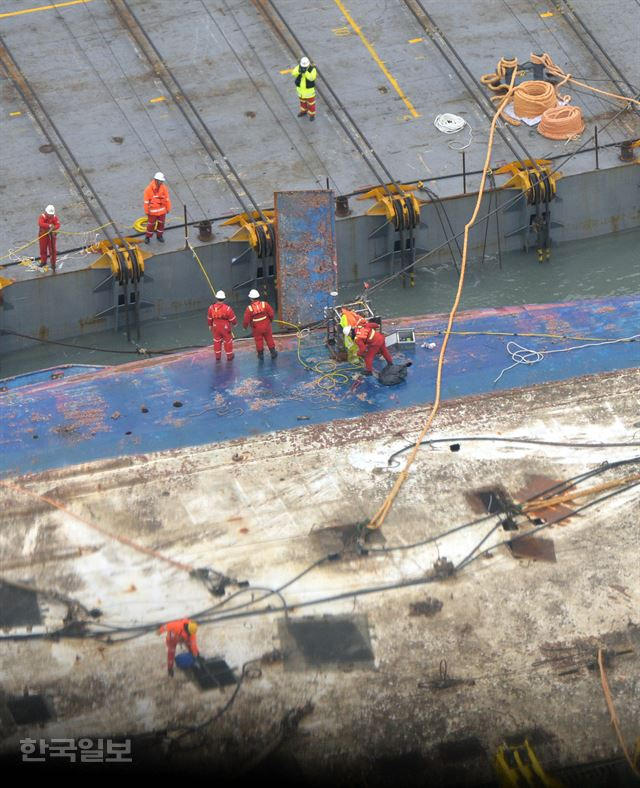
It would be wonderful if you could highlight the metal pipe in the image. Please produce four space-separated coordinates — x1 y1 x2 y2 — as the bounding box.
462 151 467 194
184 205 188 249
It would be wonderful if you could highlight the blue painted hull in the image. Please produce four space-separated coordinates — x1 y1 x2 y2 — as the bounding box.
1 295 638 478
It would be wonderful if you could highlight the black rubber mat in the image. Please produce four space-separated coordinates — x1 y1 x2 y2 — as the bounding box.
278 615 375 671
191 658 237 691
7 695 52 726
0 583 41 628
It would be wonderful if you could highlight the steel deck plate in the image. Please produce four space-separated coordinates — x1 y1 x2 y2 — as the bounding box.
2 0 638 277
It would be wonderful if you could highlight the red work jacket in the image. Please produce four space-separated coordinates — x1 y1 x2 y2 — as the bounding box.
158 618 199 655
38 213 60 235
144 181 171 216
243 300 274 329
207 302 237 328
354 322 382 354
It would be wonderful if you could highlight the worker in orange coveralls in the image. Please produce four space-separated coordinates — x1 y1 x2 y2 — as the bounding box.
143 172 171 244
207 290 237 361
38 205 61 271
346 322 393 376
243 289 278 359
158 619 199 677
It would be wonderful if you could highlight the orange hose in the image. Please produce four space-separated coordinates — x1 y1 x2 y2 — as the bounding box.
538 105 585 140
365 68 519 531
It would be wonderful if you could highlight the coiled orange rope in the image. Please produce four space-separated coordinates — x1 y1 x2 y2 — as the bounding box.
531 52 640 107
513 80 558 118
480 57 518 94
538 105 585 139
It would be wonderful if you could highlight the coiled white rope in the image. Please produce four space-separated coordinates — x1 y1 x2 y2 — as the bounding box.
434 113 472 150
493 335 640 383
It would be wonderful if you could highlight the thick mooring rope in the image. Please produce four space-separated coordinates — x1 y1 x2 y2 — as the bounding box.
539 105 585 139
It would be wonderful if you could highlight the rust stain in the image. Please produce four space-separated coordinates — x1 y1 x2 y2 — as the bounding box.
515 475 575 524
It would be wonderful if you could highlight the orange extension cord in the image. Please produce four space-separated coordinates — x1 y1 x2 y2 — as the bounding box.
365 70 519 531
539 105 585 139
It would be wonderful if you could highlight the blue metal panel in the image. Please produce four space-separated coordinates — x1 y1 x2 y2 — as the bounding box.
275 190 337 327
1 296 638 479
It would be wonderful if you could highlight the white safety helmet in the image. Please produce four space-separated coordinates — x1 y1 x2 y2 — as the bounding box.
45 205 56 215
300 56 310 69
343 325 353 336
248 289 260 300
154 172 166 182
215 290 226 300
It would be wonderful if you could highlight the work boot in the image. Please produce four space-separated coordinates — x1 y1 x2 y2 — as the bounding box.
270 347 278 359
297 111 307 117
144 237 150 244
157 236 165 243
215 355 222 362
227 353 234 361
257 350 264 360
309 115 315 122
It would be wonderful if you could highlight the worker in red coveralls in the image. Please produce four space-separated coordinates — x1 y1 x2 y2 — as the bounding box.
38 205 61 271
207 290 237 361
143 172 171 244
243 289 278 359
158 618 199 677
346 322 393 376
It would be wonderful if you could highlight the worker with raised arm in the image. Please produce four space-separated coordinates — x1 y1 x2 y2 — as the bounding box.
158 618 199 677
292 56 317 121
243 289 277 359
143 172 171 244
207 290 237 361
346 321 393 376
38 205 60 271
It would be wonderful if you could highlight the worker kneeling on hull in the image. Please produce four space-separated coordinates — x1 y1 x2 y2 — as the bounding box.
346 322 393 376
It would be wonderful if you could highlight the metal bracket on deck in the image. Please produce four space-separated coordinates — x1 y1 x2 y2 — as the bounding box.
222 211 276 291
356 183 421 231
89 239 151 335
495 160 562 263
221 211 275 259
358 184 424 287
89 238 147 284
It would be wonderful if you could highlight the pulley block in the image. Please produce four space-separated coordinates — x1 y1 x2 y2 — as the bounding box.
357 184 422 231
222 210 275 259
493 160 561 205
89 238 147 284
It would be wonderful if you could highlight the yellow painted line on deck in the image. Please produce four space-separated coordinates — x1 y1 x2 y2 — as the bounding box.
0 0 96 19
408 37 423 44
149 96 167 103
10 111 22 116
333 0 420 118
540 11 554 17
